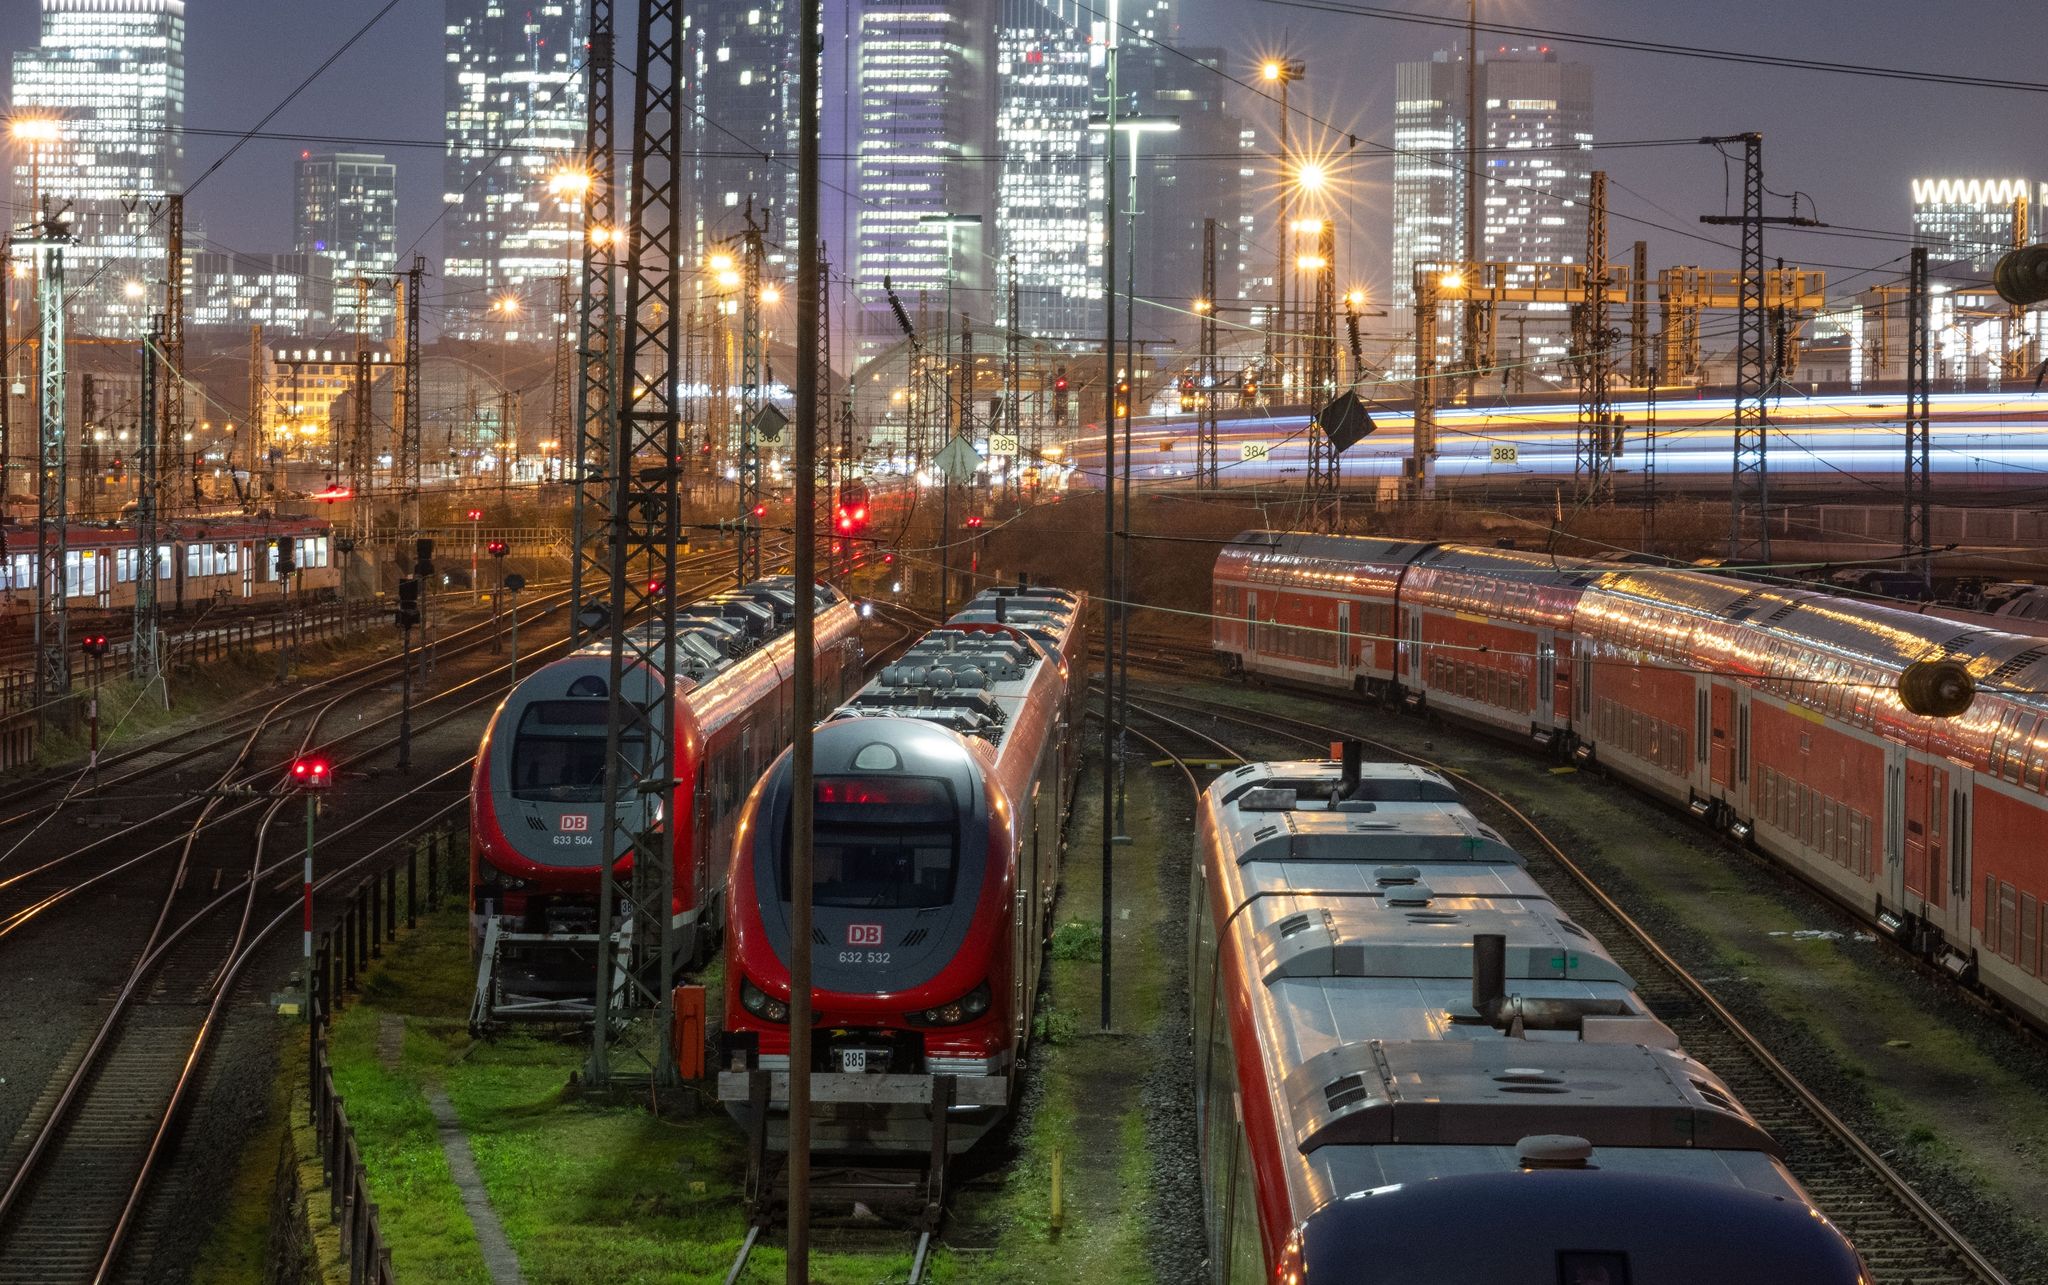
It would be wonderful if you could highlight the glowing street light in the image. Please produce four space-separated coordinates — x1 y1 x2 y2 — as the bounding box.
548 167 592 201
1296 254 1328 271
8 118 59 144
123 280 145 300
1294 161 1328 194
1345 288 1367 309
760 283 781 304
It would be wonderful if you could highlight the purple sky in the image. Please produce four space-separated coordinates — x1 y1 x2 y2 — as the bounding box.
2 0 2041 317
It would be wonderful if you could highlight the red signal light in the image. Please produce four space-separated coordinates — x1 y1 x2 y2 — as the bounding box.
648 578 666 595
1053 375 1069 392
467 509 483 521
752 504 767 519
290 757 332 790
883 553 895 565
852 505 866 523
486 540 508 557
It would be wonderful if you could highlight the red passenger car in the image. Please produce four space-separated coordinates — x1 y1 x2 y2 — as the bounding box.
1214 529 2048 1029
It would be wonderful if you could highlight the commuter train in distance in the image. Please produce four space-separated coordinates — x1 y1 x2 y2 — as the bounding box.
718 584 1086 1154
0 515 339 624
468 577 863 1026
1214 530 2048 1031
1193 746 1868 1283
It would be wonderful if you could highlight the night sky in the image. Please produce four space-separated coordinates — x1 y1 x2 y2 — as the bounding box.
0 0 2037 324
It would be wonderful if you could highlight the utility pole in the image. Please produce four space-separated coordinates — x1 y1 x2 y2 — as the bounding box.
1700 133 1821 563
79 374 97 520
788 0 823 1268
1198 218 1219 489
2006 195 2032 383
1263 59 1302 401
1099 0 1121 1035
32 213 72 708
1575 171 1613 502
0 238 10 509
1906 247 1931 592
162 194 187 515
351 279 373 540
398 257 425 535
1408 268 1440 499
1642 368 1659 549
1461 0 1481 400
570 0 618 645
588 0 685 1091
1629 240 1648 388
1306 220 1338 506
134 316 163 684
247 325 265 506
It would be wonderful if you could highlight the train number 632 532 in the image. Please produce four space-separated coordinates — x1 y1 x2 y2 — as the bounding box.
837 950 891 965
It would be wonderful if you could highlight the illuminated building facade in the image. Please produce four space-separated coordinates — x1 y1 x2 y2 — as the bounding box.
853 0 996 364
1392 45 1592 368
191 250 334 335
1911 178 2042 275
295 152 398 337
10 0 186 333
442 0 586 339
686 0 800 277
994 0 1100 342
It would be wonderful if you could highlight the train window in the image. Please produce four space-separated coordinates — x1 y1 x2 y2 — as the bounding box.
509 701 633 802
800 827 957 909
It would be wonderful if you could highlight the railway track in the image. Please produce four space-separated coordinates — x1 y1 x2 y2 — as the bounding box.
1121 686 2011 1285
0 549 773 1284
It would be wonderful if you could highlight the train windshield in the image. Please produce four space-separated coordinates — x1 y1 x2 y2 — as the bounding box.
510 700 637 802
788 776 959 908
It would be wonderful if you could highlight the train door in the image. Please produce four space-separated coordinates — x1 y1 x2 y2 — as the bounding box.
1337 602 1353 686
1948 774 1975 947
243 543 255 599
1708 683 1735 792
1244 591 1258 661
1692 677 1712 795
1535 631 1556 727
1401 607 1422 684
1734 690 1751 815
93 549 111 609
1552 639 1574 728
1899 752 1927 904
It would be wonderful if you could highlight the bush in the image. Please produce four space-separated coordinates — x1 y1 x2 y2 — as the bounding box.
1049 920 1102 962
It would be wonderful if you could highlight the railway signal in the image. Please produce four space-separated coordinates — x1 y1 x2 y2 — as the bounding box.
290 754 332 1024
487 541 510 654
1053 369 1068 425
82 634 109 786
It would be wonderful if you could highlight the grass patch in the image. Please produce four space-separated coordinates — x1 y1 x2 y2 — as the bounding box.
1048 920 1101 962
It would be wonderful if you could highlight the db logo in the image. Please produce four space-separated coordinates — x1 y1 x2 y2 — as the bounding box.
847 923 883 947
560 814 589 832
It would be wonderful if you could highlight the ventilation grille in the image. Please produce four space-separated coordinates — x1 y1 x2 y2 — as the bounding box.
1277 913 1313 938
1989 647 2048 683
900 928 929 948
1324 1073 1371 1112
526 815 548 832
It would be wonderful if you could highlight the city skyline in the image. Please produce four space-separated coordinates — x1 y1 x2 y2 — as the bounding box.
1 1 2044 356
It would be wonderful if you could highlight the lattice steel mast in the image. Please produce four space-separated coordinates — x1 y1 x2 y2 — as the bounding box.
1197 218 1219 489
1700 134 1820 562
735 207 766 585
32 216 71 704
135 317 163 683
163 194 188 513
570 0 618 643
588 0 686 1090
1574 170 1613 502
1906 247 1931 592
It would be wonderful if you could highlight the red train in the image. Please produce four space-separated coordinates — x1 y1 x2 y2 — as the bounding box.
1214 531 2048 1029
468 578 864 1025
718 585 1087 1153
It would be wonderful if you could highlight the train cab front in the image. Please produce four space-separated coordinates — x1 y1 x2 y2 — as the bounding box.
721 717 1015 1154
471 655 674 1011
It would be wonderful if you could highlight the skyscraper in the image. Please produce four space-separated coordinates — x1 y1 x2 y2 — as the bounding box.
10 0 186 333
853 0 996 364
1391 45 1592 365
296 152 398 337
686 0 800 278
442 0 586 339
994 0 1100 342
1911 178 2039 276
1129 45 1244 342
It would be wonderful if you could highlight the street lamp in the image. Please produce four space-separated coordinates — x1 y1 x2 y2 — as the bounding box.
915 212 982 617
1260 59 1305 400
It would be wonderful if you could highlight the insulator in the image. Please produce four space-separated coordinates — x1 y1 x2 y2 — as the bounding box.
1993 245 2048 307
1898 658 1975 719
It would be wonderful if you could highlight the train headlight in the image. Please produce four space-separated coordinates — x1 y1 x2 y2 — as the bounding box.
906 981 991 1027
740 977 789 1024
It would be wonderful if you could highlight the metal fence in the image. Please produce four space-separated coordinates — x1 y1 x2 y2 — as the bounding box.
304 825 463 1285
